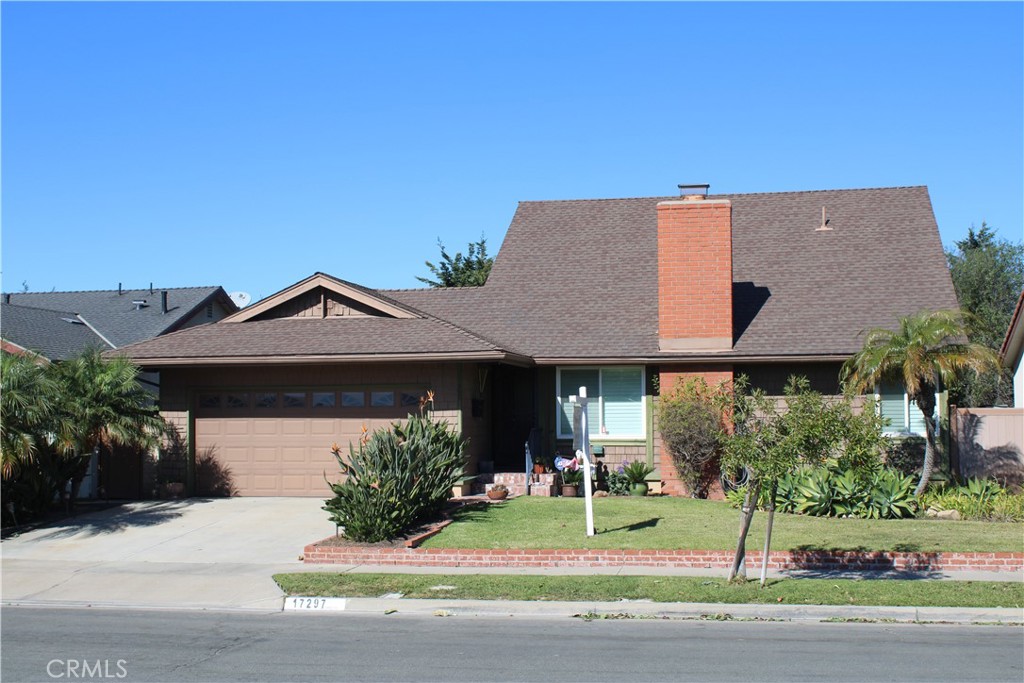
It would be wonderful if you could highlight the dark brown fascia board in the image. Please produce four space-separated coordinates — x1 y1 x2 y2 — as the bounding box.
122 350 534 368
533 354 853 365
222 274 418 323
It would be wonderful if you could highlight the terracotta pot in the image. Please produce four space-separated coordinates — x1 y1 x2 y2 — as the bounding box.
561 485 578 497
487 488 508 500
533 464 546 474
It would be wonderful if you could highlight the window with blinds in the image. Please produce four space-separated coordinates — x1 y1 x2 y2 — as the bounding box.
878 380 928 435
557 367 645 439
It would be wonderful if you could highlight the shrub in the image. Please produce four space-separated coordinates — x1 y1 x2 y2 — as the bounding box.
885 437 925 477
606 470 631 496
323 412 468 543
920 478 1024 522
658 378 725 497
726 466 917 520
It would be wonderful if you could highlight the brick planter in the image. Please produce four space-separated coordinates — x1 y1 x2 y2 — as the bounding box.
302 541 1022 573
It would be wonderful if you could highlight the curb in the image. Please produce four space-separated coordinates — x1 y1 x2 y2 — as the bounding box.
281 596 1024 624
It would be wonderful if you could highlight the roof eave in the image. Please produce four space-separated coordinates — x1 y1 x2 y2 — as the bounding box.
115 349 533 368
999 290 1024 367
533 353 853 365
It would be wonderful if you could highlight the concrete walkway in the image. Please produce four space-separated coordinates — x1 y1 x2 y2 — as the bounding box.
2 499 1021 622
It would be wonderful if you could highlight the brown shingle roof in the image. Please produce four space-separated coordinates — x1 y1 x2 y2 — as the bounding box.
387 186 958 359
118 186 959 364
116 316 505 363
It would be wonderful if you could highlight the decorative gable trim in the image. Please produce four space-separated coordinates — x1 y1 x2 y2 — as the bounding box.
222 273 419 323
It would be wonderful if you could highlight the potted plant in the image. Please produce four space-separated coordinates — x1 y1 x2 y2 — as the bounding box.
621 460 654 496
487 483 509 500
560 467 583 497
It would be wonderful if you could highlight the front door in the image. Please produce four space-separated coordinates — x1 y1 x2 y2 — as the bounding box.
491 365 538 471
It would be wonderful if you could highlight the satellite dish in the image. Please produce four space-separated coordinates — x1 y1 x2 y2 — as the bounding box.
228 291 252 309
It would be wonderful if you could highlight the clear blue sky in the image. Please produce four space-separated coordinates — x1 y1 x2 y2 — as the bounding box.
3 2 1021 301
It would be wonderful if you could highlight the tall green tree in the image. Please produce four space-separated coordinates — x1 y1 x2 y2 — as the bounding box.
842 310 998 496
0 353 64 479
946 223 1024 406
417 235 493 288
52 350 166 503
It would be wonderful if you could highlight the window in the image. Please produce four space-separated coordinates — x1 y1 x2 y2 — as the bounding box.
556 367 645 439
255 392 277 409
341 391 365 408
400 392 421 408
199 393 221 409
225 393 249 409
282 392 306 408
371 391 395 407
312 392 335 408
877 381 929 435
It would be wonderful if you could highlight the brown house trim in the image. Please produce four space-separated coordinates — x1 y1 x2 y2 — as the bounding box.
129 350 535 367
534 354 852 365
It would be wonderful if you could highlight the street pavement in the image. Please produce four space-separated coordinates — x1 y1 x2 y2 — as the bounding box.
2 499 1022 622
3 607 1023 683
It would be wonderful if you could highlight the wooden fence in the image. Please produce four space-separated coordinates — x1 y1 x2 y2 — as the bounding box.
950 407 1024 488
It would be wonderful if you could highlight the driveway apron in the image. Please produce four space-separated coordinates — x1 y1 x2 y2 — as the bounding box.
2 498 335 610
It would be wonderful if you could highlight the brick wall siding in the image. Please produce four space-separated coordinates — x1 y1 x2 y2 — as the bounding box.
657 199 733 347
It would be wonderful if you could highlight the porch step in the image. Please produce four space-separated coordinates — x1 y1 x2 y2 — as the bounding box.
471 472 559 496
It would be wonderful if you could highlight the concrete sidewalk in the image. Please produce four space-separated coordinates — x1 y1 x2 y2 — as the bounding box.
2 499 1021 621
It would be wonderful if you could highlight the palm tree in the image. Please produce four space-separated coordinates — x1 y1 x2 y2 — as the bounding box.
52 349 166 502
841 310 998 496
0 352 62 479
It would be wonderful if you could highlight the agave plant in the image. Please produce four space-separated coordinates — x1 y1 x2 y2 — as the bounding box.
867 469 917 519
831 469 870 518
793 469 835 516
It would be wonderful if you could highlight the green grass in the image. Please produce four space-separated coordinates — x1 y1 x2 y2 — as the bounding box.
419 497 1024 553
273 572 1024 609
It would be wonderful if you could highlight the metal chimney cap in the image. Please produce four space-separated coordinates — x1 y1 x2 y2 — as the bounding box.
678 184 710 200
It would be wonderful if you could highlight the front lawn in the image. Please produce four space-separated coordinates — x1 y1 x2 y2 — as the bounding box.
419 497 1024 553
273 573 1024 609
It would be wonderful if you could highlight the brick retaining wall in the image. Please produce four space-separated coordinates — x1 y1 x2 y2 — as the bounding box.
303 541 1022 573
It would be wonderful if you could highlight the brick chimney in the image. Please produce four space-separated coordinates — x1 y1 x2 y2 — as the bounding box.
657 193 733 352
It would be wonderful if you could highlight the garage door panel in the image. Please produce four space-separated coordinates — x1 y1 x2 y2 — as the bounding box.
310 420 336 436
281 421 308 436
253 420 281 436
281 447 306 462
225 420 252 436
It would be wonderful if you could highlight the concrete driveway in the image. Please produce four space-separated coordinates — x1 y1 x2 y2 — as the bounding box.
2 498 337 610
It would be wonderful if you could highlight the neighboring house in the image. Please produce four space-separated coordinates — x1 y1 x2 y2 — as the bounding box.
948 290 1024 488
1 285 238 497
1001 290 1024 408
116 185 958 497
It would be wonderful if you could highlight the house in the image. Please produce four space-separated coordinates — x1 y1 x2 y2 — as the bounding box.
0 285 238 497
1000 289 1024 408
948 289 1024 488
115 185 958 497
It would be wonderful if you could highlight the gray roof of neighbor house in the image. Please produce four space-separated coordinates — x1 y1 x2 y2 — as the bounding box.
116 186 959 365
0 303 112 360
3 287 235 349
